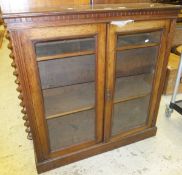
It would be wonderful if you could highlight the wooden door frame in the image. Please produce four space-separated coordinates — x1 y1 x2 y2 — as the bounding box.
15 23 106 160
104 20 170 142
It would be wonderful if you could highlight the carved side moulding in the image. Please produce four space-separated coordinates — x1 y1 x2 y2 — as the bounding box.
5 29 32 140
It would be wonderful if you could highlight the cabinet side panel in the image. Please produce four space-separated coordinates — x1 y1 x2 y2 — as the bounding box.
9 30 47 161
152 19 177 126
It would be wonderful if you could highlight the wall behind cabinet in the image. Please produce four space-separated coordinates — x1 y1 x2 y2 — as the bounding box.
0 0 153 13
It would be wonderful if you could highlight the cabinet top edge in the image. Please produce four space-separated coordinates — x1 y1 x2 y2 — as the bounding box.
1 3 181 19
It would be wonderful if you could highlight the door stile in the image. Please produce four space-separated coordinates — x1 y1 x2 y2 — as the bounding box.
104 24 117 142
95 24 106 143
21 32 51 159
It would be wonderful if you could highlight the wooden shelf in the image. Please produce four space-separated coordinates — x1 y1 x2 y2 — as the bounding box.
44 73 153 119
46 106 94 120
43 82 95 119
116 43 159 52
37 50 95 62
114 93 150 104
114 73 153 104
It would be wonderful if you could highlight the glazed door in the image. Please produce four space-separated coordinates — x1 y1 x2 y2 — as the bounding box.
104 20 169 142
21 24 106 159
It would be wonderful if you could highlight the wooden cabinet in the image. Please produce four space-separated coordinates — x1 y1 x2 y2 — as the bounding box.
1 1 180 173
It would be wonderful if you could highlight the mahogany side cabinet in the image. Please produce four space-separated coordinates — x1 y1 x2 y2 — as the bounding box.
1 1 181 173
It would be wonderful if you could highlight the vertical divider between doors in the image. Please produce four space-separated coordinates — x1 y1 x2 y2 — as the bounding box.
104 23 117 142
95 24 107 143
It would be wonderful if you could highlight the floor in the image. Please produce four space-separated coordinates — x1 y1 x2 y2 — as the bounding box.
1 35 182 175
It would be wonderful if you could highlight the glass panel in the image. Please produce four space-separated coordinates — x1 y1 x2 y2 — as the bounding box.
117 31 161 48
116 47 159 77
112 31 161 137
35 37 95 57
114 46 158 101
38 54 96 118
112 96 150 136
38 55 95 89
43 82 95 117
47 109 95 151
35 36 96 151
114 74 153 102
